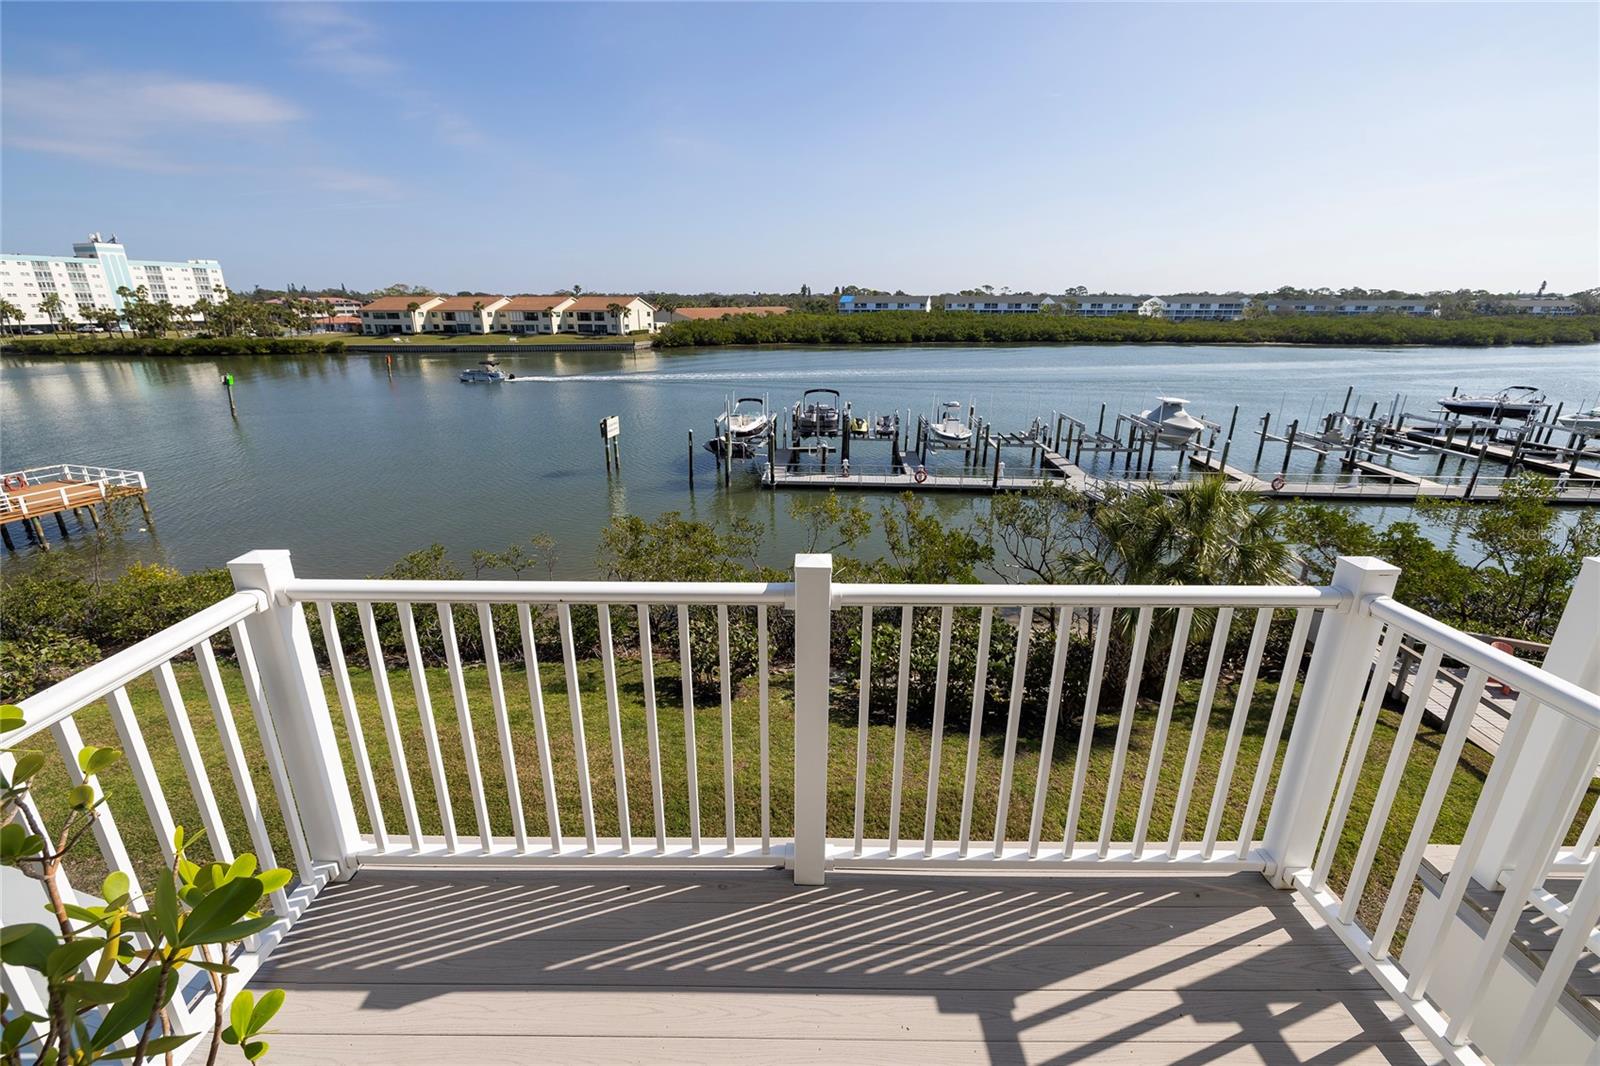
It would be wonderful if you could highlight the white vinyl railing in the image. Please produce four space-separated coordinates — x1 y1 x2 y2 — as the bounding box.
4 549 1598 1065
0 464 147 515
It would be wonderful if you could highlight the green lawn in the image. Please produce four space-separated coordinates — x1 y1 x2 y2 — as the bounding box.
31 651 1592 946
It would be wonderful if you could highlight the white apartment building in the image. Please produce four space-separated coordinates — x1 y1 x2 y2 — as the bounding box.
358 295 441 334
1503 297 1579 316
1263 297 1437 316
0 233 226 328
942 294 1056 313
837 294 932 313
560 295 657 334
359 294 658 336
493 295 575 334
1139 294 1251 321
422 295 510 334
1070 294 1142 317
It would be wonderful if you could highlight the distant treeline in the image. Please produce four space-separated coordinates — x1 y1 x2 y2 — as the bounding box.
654 312 1600 349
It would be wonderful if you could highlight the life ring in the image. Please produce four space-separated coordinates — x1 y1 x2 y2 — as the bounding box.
1270 474 1286 491
1489 640 1517 697
2 474 25 492
914 466 928 484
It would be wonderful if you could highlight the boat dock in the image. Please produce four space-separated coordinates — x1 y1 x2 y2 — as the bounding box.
0 464 152 551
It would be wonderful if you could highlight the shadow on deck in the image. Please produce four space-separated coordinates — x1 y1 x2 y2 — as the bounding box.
257 867 1439 1064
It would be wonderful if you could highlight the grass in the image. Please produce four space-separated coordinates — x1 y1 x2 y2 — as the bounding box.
30 648 1595 946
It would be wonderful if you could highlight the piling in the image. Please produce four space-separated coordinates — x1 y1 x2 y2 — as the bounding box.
1097 403 1107 436
991 438 1002 488
1466 434 1489 499
222 373 237 417
1 525 13 551
54 512 70 538
1282 420 1298 474
1053 413 1065 452
1341 386 1353 415
688 430 695 489
842 419 852 463
1256 412 1272 465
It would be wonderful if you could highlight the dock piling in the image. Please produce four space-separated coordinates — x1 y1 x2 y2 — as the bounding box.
1256 411 1272 465
1282 420 1298 474
688 430 695 489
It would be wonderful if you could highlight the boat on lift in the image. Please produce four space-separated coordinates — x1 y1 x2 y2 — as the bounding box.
718 396 771 442
1438 385 1546 420
872 412 898 439
459 358 506 383
1139 397 1206 444
927 401 973 446
792 388 843 437
1557 406 1600 436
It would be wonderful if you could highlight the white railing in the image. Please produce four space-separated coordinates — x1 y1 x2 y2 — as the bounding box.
4 549 1598 1065
0 464 147 516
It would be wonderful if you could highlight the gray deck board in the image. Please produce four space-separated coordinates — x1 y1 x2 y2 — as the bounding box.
260 868 1440 1064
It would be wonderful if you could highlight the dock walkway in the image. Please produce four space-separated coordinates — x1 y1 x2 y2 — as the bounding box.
0 464 151 550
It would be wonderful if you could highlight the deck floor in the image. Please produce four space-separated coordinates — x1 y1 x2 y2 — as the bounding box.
259 867 1441 1064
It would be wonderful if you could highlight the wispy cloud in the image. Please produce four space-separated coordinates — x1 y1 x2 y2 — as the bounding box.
272 2 487 148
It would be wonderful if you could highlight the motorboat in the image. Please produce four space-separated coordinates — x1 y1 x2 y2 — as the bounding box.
459 358 506 383
927 401 973 446
1557 407 1600 436
792 388 842 437
1438 385 1546 420
872 413 898 439
718 396 771 442
1139 396 1206 444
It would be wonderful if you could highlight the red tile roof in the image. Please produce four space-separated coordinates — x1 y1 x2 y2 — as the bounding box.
360 295 441 311
502 295 575 312
564 295 651 312
431 295 506 312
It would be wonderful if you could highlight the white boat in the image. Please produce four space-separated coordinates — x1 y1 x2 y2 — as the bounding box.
459 358 506 383
718 397 770 441
1557 406 1600 435
1139 397 1206 444
1438 385 1545 419
792 388 842 437
927 401 972 445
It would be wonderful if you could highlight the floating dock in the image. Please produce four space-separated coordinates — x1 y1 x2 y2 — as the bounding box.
0 464 151 551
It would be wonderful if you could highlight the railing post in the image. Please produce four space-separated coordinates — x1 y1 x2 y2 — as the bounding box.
1472 556 1600 887
791 553 833 886
1262 556 1399 887
229 550 363 879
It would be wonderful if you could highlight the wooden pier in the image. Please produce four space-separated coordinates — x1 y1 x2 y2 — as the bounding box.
0 464 151 551
1397 427 1600 481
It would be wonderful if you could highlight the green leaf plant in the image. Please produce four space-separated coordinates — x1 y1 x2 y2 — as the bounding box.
1 704 290 1065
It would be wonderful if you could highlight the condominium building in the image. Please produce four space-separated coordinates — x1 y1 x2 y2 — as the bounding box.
422 295 510 334
837 294 932 313
1503 298 1579 316
941 294 1056 313
358 295 441 334
1262 297 1436 316
0 233 226 328
560 295 657 334
358 294 658 335
1069 295 1143 317
494 295 575 334
1139 295 1251 321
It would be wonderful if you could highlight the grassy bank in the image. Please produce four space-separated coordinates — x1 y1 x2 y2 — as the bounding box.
27 654 1591 941
655 311 1600 348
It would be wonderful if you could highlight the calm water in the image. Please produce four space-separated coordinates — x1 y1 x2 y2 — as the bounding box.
3 344 1596 577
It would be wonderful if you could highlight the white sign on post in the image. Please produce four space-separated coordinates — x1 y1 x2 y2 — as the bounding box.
602 415 620 439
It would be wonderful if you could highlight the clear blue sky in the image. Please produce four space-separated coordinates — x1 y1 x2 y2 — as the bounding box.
3 2 1596 295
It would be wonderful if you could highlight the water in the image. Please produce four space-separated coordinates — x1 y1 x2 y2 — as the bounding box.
4 344 1596 577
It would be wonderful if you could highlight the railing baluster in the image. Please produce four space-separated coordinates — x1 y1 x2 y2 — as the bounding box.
1310 624 1400 888
1507 850 1600 1060
888 605 914 857
477 603 528 853
1099 605 1153 858
1340 641 1444 923
853 605 873 857
957 606 994 857
716 604 735 852
316 601 387 851
1371 666 1489 958
50 716 145 903
1133 607 1194 857
356 603 423 852
677 603 702 852
231 624 315 881
1027 607 1071 858
1236 608 1313 859
1063 607 1111 855
923 605 954 856
193 638 289 915
437 603 493 853
1168 607 1232 858
757 604 771 855
154 660 234 861
599 604 632 853
633 605 667 854
398 601 458 852
993 605 1034 857
516 604 562 851
1203 608 1273 858
106 686 181 866
557 603 598 853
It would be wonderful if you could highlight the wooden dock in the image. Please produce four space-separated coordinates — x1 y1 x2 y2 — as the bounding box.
0 464 151 551
1399 428 1600 481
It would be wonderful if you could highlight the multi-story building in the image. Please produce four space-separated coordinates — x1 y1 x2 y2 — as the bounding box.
493 295 575 334
0 233 226 328
422 295 510 334
358 295 442 334
559 295 657 334
358 294 658 336
941 294 1056 313
1139 294 1251 321
1502 297 1579 316
1068 294 1143 317
1262 297 1436 316
837 294 931 313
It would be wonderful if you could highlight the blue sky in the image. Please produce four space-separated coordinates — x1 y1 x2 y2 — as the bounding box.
3 2 1596 295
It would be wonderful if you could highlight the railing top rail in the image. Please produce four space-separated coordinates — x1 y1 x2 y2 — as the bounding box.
831 581 1346 609
2 463 144 480
283 578 796 608
1369 595 1600 728
5 590 267 743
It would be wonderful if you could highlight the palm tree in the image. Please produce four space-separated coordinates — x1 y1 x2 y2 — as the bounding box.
0 299 22 333
471 299 485 334
605 301 627 335
38 292 64 332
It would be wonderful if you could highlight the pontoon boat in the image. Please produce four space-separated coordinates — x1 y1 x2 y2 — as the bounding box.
792 389 843 437
459 358 506 383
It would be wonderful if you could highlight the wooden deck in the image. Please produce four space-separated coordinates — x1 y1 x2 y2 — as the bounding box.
258 868 1442 1064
